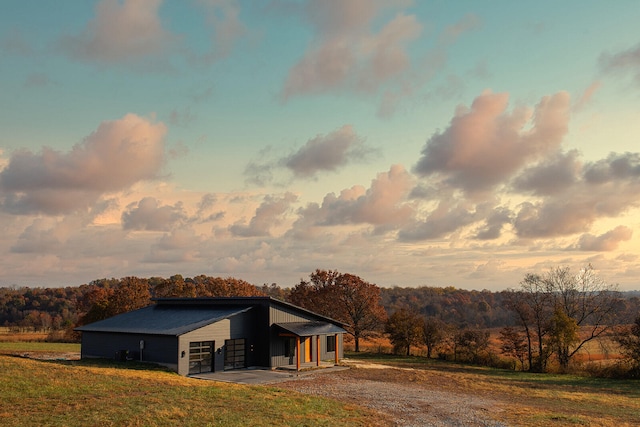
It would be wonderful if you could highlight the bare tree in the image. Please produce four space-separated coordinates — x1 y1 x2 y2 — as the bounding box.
505 265 619 372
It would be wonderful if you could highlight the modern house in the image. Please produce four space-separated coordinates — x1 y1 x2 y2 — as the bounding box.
75 297 346 376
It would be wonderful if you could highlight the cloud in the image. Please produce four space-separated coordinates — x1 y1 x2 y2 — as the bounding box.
513 152 640 238
573 81 601 112
474 206 512 240
599 41 640 85
0 113 167 215
284 125 372 177
0 29 34 55
229 192 297 237
414 91 571 195
398 200 483 241
122 197 187 231
576 226 633 251
245 125 376 185
195 0 247 64
438 13 481 46
584 152 640 183
511 149 581 196
59 0 177 64
281 1 422 99
23 73 53 88
143 228 202 263
292 165 414 238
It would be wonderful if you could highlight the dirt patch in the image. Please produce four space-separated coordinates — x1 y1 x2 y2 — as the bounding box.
12 352 80 361
278 360 507 427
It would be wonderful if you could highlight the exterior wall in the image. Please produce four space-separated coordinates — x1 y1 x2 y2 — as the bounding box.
81 332 178 372
268 303 344 368
178 310 263 375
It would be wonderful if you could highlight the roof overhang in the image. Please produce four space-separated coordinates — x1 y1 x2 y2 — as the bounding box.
275 321 346 337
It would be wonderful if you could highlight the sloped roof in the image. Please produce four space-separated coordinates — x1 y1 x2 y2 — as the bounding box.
275 321 346 337
75 304 252 336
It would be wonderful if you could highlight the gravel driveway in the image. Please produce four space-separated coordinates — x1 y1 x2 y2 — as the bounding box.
277 360 508 427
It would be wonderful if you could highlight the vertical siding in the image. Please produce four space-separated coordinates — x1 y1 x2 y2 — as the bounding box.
179 310 264 375
80 332 178 372
268 303 345 368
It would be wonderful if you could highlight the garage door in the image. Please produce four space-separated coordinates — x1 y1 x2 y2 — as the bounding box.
189 341 214 375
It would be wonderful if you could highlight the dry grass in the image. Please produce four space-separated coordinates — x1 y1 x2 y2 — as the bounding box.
348 352 640 427
0 354 384 427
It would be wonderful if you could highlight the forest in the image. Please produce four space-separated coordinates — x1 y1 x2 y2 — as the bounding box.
1 270 639 333
2 267 640 376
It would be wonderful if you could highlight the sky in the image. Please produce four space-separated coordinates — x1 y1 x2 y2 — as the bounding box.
1 0 640 291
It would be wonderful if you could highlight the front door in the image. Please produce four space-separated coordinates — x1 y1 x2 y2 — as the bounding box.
188 341 214 375
224 338 246 370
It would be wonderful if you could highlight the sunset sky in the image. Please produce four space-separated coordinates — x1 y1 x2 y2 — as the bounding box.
2 0 640 290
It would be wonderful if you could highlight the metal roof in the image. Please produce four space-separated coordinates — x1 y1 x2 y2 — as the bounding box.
75 305 252 336
275 321 346 337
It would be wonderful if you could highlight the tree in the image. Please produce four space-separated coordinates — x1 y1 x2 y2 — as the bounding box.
505 265 619 372
453 328 490 363
504 274 553 372
616 314 640 376
107 277 151 316
499 326 528 370
423 316 445 359
385 308 424 356
288 269 387 351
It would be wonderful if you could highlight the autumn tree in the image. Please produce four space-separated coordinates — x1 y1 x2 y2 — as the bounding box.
505 265 619 372
499 326 529 370
423 316 446 358
616 314 640 376
385 308 424 355
288 269 387 351
453 328 490 363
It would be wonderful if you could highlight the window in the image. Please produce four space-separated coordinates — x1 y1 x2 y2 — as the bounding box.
284 337 295 358
326 335 336 353
224 338 245 370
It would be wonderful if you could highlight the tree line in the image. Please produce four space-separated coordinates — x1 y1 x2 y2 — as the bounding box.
1 266 640 376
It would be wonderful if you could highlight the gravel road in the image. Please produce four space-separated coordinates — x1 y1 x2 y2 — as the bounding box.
277 361 509 427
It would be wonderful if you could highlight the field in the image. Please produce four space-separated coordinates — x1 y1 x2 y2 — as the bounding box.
0 354 384 427
1 335 639 426
337 353 640 426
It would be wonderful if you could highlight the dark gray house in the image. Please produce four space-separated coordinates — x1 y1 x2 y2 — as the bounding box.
75 297 346 376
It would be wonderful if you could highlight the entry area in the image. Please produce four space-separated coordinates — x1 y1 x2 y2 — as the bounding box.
189 340 214 375
224 338 246 370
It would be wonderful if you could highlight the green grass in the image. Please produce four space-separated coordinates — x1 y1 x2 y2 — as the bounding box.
0 355 382 427
0 341 80 353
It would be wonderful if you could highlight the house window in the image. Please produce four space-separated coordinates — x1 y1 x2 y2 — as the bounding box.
284 337 295 358
326 335 336 353
224 338 245 370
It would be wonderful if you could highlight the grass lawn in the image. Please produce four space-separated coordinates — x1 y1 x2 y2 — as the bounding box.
346 352 640 427
0 341 80 353
0 355 383 427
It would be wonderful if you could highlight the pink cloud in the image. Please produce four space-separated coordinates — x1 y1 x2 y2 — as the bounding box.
0 114 167 215
292 165 414 238
284 125 371 177
577 226 633 251
195 0 246 64
122 197 187 231
229 192 298 237
60 0 177 64
282 2 422 99
414 91 571 194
